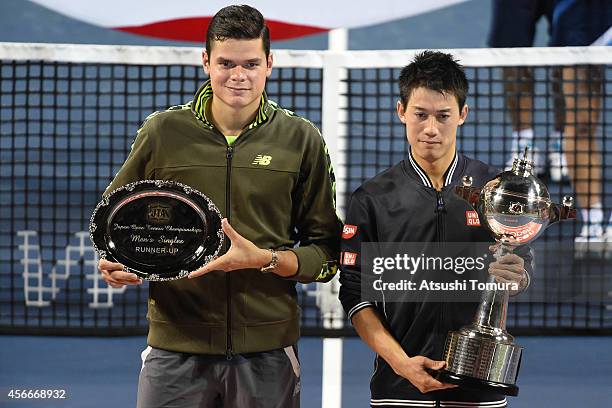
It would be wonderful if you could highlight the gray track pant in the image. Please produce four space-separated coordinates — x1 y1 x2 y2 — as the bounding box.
137 346 301 408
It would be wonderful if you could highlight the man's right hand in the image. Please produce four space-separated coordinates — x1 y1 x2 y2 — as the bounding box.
392 356 457 394
98 259 143 288
350 308 457 394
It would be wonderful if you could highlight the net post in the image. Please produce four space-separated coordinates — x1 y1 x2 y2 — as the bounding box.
320 29 348 408
328 28 348 52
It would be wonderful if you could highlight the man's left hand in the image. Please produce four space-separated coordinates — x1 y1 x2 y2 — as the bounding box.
488 248 528 294
188 218 270 278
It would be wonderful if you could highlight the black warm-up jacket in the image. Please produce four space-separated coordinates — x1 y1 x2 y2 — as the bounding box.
339 150 532 408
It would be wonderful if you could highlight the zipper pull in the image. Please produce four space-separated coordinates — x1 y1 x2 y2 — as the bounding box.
226 349 233 360
436 192 446 212
226 146 233 159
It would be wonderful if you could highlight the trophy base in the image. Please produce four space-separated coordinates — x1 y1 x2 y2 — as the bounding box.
436 370 519 396
441 330 522 397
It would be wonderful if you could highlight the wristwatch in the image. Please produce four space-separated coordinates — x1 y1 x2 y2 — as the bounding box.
260 249 279 273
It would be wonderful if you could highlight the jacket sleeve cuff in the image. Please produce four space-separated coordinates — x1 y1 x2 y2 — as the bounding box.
286 245 337 283
347 301 375 321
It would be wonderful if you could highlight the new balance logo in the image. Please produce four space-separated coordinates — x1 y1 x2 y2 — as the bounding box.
252 155 272 166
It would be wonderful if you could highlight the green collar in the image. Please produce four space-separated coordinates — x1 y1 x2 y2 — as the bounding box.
192 80 271 131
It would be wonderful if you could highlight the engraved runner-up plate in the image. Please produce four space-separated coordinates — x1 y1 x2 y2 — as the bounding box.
89 180 223 281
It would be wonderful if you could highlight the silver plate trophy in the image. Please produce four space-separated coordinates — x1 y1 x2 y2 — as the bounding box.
90 180 224 281
435 149 576 396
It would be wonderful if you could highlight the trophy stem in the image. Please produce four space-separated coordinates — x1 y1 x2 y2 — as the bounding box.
474 275 509 332
474 243 512 332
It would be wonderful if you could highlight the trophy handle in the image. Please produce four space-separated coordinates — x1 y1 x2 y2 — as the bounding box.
454 185 482 207
548 197 577 225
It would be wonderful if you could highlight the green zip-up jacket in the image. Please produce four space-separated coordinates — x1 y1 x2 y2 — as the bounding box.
104 81 341 355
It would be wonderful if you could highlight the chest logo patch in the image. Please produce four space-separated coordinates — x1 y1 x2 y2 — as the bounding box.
252 155 272 166
342 224 358 239
466 210 481 226
340 251 358 266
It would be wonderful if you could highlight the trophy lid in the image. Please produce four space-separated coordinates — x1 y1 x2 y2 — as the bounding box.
510 147 535 176
494 147 550 203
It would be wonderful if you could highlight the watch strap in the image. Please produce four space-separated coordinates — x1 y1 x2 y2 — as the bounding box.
260 249 278 273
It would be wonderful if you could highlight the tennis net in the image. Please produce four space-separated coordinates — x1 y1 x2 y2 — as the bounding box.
1 43 611 335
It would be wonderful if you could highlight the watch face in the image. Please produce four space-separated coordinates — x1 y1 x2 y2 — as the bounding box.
90 180 223 281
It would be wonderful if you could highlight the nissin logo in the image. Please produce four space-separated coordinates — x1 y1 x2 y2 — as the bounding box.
342 224 358 239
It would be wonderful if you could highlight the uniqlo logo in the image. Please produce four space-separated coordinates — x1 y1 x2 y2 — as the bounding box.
341 252 358 266
466 210 481 226
342 224 358 239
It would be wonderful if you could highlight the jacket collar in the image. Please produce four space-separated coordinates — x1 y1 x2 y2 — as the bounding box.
406 148 462 188
191 79 272 130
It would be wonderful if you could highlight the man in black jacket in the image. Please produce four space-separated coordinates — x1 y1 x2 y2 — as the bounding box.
339 51 530 408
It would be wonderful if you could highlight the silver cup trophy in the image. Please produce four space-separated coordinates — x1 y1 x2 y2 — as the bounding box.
435 149 576 396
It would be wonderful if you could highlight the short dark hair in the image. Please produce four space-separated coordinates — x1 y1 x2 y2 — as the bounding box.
399 51 468 110
206 5 270 58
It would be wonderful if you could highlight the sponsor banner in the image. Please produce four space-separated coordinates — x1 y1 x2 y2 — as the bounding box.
30 0 470 41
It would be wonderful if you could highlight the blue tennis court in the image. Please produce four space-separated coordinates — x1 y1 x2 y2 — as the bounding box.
1 335 611 407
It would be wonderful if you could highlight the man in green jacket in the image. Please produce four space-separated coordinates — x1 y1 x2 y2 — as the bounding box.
98 5 341 407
